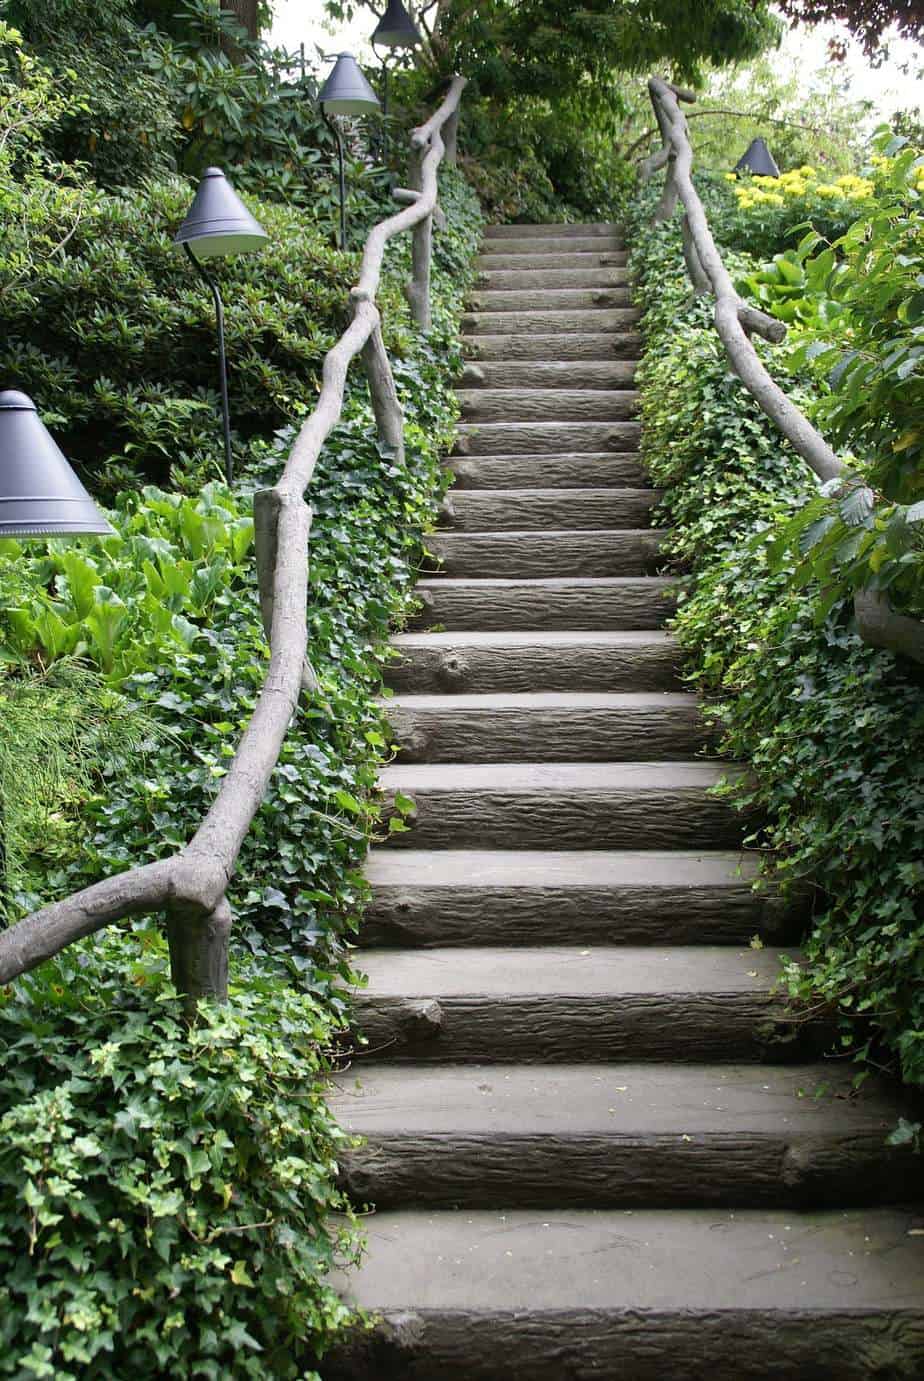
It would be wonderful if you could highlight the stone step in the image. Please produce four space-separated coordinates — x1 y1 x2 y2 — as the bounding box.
463 307 640 335
475 250 628 270
457 388 639 423
443 488 658 532
475 267 629 290
362 848 801 948
459 360 637 390
384 692 705 763
350 945 816 1063
324 1207 924 1380
483 223 622 239
425 529 666 578
467 287 632 313
410 577 675 631
448 452 647 489
465 331 641 361
379 761 747 850
478 236 624 255
384 630 682 693
333 1062 914 1209
454 420 641 455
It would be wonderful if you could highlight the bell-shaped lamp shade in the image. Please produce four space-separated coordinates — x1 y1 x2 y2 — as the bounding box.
735 138 780 178
0 392 113 537
372 0 422 48
174 168 268 259
318 53 381 116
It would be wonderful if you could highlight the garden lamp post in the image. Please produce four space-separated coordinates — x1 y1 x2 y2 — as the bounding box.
370 0 422 167
0 391 113 537
175 168 268 486
317 53 381 251
735 138 780 178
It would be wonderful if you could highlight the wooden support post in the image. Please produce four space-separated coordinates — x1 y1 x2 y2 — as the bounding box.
166 895 232 1014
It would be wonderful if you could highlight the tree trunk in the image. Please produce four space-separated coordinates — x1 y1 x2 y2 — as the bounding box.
222 0 259 45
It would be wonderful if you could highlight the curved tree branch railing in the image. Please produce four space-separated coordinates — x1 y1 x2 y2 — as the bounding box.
641 76 924 668
0 75 467 1002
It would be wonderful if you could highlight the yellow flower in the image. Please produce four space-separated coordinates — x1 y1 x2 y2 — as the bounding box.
798 165 816 176
724 172 738 181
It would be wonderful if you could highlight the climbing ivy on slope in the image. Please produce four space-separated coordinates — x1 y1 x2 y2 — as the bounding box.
628 197 924 1092
0 163 484 1376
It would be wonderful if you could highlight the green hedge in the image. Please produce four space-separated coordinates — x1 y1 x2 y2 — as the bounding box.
628 192 924 1094
0 159 484 1375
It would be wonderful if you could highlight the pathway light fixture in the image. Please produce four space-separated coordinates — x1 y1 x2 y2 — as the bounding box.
317 53 381 251
371 0 422 166
0 390 113 537
175 167 268 486
735 138 780 178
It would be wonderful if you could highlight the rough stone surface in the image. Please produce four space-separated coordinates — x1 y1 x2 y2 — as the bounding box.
478 236 625 255
443 487 658 531
463 306 640 335
384 630 682 693
361 848 801 946
475 250 629 269
483 223 622 239
453 420 641 455
459 360 637 390
464 330 641 360
447 452 647 489
378 759 748 849
457 387 638 422
467 287 632 313
409 577 676 631
425 528 667 578
475 268 630 290
382 691 705 762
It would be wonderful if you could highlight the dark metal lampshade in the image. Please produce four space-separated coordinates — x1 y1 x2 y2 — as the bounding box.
735 138 780 178
174 168 268 259
372 0 422 47
318 53 381 116
0 391 113 537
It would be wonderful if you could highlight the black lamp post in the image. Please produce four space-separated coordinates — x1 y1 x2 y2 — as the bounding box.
0 391 112 537
175 168 268 486
317 53 381 251
735 138 780 178
371 0 422 167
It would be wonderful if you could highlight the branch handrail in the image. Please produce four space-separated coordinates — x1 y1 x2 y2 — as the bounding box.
0 74 467 999
642 76 924 667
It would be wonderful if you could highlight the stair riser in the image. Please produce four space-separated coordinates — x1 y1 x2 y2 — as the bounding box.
362 885 800 948
476 252 628 270
384 641 681 693
479 237 624 254
425 531 666 578
444 490 656 530
448 455 647 489
386 705 706 763
454 421 641 455
457 389 638 423
467 289 632 313
464 308 640 335
459 361 637 389
340 1134 908 1210
383 788 746 850
411 581 675 631
466 332 641 360
475 268 629 289
352 993 815 1063
325 1310 924 1381
484 224 622 239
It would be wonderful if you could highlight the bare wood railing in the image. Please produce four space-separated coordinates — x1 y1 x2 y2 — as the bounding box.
0 75 467 1002
641 76 924 668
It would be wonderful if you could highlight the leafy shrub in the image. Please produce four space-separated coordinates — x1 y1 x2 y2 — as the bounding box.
628 201 924 1089
0 936 358 1380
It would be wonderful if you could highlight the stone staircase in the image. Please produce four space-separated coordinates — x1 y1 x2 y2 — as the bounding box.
325 223 924 1378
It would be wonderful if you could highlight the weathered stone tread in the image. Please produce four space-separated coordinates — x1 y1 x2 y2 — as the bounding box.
475 250 629 270
454 420 641 455
460 361 637 389
467 287 632 313
463 307 640 335
448 452 647 489
325 1209 924 1381
382 691 705 762
475 267 629 290
483 223 622 238
443 488 657 531
385 630 681 692
410 577 676 632
464 330 641 360
425 528 667 578
457 387 638 423
361 847 800 946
